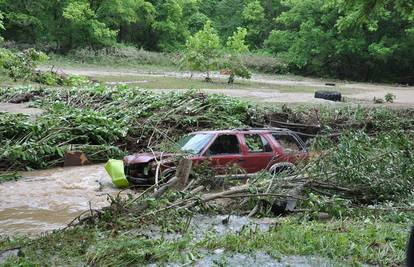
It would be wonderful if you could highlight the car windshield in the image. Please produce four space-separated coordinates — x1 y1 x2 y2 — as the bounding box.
178 133 214 154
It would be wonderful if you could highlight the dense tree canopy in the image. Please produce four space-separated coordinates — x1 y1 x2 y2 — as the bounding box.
0 0 413 82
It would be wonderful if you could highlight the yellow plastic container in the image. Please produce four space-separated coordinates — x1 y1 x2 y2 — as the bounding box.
104 159 129 188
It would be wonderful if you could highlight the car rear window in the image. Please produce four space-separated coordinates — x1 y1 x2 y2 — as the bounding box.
244 134 272 153
272 133 302 152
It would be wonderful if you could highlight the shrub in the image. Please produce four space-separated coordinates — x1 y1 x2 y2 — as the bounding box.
33 71 90 86
311 131 414 202
385 93 396 103
240 53 288 74
63 45 178 66
1 48 48 81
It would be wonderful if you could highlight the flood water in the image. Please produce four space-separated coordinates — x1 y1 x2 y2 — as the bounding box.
0 165 122 235
0 167 336 266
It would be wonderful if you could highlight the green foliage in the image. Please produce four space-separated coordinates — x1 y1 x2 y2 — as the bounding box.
385 92 396 103
33 71 91 86
0 205 410 266
182 21 221 80
226 27 249 53
242 0 265 48
303 193 351 219
0 85 257 172
223 27 252 83
63 1 117 48
1 49 48 81
153 0 189 51
264 0 414 82
311 131 414 202
0 0 412 83
0 171 21 183
202 219 407 266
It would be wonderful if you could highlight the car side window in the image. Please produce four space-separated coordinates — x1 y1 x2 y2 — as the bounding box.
272 133 302 152
244 134 272 153
207 134 240 155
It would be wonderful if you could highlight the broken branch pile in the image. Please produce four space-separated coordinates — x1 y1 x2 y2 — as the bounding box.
70 131 414 230
1 85 414 188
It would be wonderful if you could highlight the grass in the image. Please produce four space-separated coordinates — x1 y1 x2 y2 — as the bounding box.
95 75 276 90
85 73 360 95
0 217 409 266
200 218 409 266
3 67 360 98
46 50 178 72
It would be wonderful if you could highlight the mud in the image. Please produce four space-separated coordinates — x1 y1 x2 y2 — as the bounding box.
0 165 129 235
39 66 414 106
0 102 43 117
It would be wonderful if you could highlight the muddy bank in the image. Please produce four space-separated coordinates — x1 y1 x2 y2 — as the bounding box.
0 102 42 117
39 65 414 106
0 165 127 235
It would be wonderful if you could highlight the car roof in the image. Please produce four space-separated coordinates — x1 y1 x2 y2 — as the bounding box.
191 128 295 135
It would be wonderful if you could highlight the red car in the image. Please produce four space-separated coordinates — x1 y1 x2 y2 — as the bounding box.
124 128 308 184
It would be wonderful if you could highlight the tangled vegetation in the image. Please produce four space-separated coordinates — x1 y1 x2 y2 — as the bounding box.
1 85 413 202
0 85 257 173
0 84 413 265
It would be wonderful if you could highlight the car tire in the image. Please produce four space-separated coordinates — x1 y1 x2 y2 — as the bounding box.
314 91 342 102
159 168 176 183
269 163 296 176
127 177 152 186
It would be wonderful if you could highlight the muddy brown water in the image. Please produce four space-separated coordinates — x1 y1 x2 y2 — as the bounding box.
0 164 125 236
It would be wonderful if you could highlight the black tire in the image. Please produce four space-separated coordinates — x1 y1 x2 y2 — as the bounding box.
269 165 295 176
127 177 152 186
314 91 342 102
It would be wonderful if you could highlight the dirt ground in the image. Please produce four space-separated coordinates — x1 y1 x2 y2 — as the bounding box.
0 102 43 116
37 65 414 106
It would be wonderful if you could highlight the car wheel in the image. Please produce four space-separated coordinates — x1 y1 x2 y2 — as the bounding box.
269 163 295 176
314 91 342 102
159 168 176 182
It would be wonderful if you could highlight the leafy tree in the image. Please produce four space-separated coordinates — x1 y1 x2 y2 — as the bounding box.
264 0 414 83
0 13 10 70
214 0 246 40
0 0 412 84
63 1 117 49
152 0 189 51
223 27 251 83
181 20 221 81
242 0 265 48
1 49 48 81
343 0 414 21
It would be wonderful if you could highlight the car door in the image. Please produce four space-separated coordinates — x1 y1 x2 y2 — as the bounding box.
203 134 244 174
239 133 274 173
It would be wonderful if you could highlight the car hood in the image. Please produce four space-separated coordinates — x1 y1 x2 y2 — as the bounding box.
124 152 178 165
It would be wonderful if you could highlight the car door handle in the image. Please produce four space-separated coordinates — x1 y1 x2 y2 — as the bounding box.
238 158 246 162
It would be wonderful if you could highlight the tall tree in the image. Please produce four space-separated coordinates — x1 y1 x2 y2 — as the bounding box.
223 27 251 83
182 20 221 81
62 1 117 49
242 0 265 48
264 0 414 82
